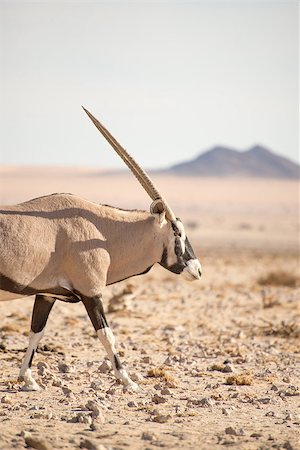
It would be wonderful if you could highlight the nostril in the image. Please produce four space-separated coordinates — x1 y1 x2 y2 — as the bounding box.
198 268 202 277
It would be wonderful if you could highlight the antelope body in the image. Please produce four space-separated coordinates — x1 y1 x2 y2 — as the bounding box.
0 108 201 391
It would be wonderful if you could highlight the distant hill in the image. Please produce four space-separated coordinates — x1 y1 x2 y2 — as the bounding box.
168 145 299 178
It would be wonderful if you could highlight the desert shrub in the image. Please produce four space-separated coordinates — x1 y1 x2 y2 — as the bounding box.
257 271 298 288
226 373 253 385
261 321 300 338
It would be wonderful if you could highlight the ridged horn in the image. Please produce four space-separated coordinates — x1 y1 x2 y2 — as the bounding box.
82 106 176 221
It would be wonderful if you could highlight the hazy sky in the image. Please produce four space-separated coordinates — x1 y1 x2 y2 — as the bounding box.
0 1 298 169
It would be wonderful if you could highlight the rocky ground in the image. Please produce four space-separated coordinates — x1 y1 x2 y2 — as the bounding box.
0 249 299 450
0 172 299 449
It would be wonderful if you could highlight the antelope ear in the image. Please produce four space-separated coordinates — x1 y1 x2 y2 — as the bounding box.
150 199 166 225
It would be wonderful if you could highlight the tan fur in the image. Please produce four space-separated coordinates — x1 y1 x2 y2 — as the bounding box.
0 193 170 300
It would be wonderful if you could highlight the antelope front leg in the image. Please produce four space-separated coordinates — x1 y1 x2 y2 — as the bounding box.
19 295 55 391
82 295 140 392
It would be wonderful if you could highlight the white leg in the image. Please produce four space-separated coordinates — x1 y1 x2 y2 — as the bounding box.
96 327 140 392
19 330 44 391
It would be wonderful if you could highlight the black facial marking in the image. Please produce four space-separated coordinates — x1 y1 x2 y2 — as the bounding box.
160 247 168 266
159 221 197 275
174 237 183 257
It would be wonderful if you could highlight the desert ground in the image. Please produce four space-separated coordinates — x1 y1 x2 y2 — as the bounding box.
0 167 299 450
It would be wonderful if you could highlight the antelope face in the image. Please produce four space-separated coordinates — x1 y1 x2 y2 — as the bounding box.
160 218 202 281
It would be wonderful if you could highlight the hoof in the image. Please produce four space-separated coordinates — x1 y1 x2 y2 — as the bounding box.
20 381 41 392
124 381 142 393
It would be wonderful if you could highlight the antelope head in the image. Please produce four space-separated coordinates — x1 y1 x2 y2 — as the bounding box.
83 107 202 281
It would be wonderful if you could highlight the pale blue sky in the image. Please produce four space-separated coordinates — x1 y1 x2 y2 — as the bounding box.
0 0 298 168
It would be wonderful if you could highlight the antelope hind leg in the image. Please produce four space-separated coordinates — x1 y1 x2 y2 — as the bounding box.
19 295 55 391
82 295 141 392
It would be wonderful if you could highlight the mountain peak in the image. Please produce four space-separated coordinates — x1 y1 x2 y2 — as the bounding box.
169 145 299 178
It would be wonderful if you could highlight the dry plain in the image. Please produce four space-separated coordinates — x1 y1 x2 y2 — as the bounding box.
0 167 299 450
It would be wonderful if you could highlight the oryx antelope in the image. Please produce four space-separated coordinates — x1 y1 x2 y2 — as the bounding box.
0 108 202 392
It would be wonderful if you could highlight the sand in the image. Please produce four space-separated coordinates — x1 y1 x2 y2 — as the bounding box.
0 167 299 450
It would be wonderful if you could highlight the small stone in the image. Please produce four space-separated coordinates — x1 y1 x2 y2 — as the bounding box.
61 386 73 398
258 397 271 404
152 394 167 404
52 379 62 387
127 401 137 407
251 432 262 438
152 414 170 423
193 397 214 408
142 432 155 441
142 356 151 363
1 395 12 404
225 427 238 436
23 432 51 450
98 360 111 373
85 401 105 422
284 385 299 397
73 413 93 425
37 362 49 370
58 363 72 373
161 388 171 395
223 364 234 373
79 437 99 450
130 372 143 382
222 408 230 416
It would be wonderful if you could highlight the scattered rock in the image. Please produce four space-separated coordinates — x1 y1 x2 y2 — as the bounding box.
224 427 245 436
191 397 215 408
69 413 92 425
161 388 171 395
98 360 111 373
210 363 234 373
127 401 138 407
283 385 299 397
85 401 105 423
142 432 156 441
37 362 49 370
23 431 51 450
52 379 62 387
79 437 101 450
152 414 170 423
61 386 73 398
225 427 238 436
152 394 167 404
1 395 12 404
222 408 230 416
58 363 72 373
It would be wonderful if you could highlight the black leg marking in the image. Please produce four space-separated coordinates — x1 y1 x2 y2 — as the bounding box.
28 350 35 368
82 296 108 331
31 295 56 333
19 294 56 390
114 354 122 371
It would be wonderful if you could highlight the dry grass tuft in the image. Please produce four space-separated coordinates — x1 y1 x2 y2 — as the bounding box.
226 373 253 386
147 367 177 385
0 324 20 333
210 363 227 372
257 271 298 288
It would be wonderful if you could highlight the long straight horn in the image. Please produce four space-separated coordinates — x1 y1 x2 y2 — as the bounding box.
82 106 176 221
